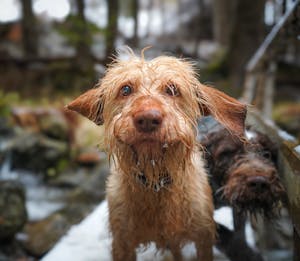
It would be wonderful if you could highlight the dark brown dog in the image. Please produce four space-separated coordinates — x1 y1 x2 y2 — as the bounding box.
199 117 285 261
200 118 284 216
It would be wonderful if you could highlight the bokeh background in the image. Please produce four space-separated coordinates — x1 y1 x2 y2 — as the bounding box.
0 0 299 260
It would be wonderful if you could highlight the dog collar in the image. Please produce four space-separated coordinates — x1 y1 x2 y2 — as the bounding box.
136 172 172 192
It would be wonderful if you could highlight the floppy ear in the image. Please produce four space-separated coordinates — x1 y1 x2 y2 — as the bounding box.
197 84 246 136
66 88 104 125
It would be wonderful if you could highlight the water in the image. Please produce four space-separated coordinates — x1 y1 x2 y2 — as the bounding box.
0 149 66 221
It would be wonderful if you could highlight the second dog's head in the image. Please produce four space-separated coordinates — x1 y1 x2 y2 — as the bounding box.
202 126 285 217
67 53 246 176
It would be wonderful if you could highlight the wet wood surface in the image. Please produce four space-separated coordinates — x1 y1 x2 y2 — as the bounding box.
246 110 300 261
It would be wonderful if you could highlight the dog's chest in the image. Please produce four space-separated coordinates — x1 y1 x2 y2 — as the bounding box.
127 188 193 241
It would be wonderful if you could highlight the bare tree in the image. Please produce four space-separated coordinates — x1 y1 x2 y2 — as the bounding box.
228 0 266 89
212 0 236 47
131 0 139 47
21 0 38 58
213 0 266 90
106 0 119 62
74 0 93 68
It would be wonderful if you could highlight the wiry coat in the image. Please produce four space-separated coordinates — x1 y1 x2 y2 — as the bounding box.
67 52 246 261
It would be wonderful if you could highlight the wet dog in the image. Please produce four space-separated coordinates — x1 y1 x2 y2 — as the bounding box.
67 52 246 261
199 117 285 261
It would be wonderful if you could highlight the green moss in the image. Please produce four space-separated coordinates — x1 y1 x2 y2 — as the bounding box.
201 48 229 82
0 90 20 117
273 102 300 137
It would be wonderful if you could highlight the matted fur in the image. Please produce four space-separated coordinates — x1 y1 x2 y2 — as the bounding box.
67 51 246 261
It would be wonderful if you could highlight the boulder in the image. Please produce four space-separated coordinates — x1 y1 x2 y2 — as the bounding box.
0 180 27 241
11 107 77 142
22 204 94 257
9 130 69 172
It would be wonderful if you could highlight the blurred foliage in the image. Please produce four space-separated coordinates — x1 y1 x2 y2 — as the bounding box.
0 90 19 117
273 102 300 137
55 14 103 47
201 49 228 81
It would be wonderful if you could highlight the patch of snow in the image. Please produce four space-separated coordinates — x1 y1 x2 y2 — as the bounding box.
26 201 64 221
42 201 111 261
214 207 234 230
295 145 300 155
44 201 240 260
245 129 257 140
245 222 255 247
278 130 296 142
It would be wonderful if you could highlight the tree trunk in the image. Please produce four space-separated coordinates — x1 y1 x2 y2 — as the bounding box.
75 0 92 69
212 0 237 47
228 0 266 90
21 0 38 58
106 0 119 63
131 0 139 47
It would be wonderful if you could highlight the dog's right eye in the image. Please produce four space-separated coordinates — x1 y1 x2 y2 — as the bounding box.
165 84 179 97
120 85 132 96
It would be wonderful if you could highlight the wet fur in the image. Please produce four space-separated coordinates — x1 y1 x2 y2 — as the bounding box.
201 123 285 217
67 52 247 261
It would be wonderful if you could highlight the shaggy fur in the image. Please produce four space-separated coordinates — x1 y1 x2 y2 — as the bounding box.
67 51 246 261
199 119 285 261
200 122 285 217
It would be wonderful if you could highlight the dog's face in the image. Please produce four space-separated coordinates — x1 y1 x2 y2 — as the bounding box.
67 55 246 170
203 128 285 216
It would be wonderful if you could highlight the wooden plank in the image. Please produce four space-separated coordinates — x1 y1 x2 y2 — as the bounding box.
246 110 300 260
246 0 300 72
295 229 300 261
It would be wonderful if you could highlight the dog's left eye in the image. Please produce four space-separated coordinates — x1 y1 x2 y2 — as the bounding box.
165 84 179 96
120 85 132 96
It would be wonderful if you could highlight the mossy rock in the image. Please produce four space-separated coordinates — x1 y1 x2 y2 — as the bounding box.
0 181 27 241
273 103 300 137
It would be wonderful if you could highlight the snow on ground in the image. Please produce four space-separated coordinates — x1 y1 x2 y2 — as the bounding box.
43 200 255 261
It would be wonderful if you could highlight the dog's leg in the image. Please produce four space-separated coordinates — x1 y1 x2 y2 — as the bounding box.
169 242 183 261
195 231 213 261
111 235 136 261
216 223 265 261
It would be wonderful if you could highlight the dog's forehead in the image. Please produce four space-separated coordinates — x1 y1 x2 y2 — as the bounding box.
104 56 197 90
112 56 192 76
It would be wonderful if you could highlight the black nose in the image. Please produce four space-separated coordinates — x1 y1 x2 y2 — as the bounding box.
247 176 270 192
133 109 163 133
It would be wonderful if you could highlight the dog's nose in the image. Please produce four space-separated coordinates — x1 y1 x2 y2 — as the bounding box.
133 109 163 133
247 176 270 192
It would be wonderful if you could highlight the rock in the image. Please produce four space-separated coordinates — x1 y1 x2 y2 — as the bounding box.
9 130 69 172
76 150 105 167
22 204 93 257
0 239 29 261
0 180 27 241
0 117 14 137
273 103 300 137
51 162 109 202
11 107 77 142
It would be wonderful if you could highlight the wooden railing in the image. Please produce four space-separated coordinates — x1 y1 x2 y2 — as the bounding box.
246 110 300 261
242 0 300 118
242 1 300 260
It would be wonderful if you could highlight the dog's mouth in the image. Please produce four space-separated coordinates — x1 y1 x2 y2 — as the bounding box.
221 175 285 218
117 130 180 147
132 137 178 152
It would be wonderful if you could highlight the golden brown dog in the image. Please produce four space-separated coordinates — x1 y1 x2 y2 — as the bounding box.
67 51 246 261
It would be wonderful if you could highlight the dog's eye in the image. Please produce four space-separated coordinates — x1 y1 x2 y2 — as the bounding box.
120 85 132 96
165 84 179 96
262 150 271 159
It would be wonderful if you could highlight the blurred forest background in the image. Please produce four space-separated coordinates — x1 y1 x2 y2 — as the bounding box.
0 0 300 129
0 0 299 260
